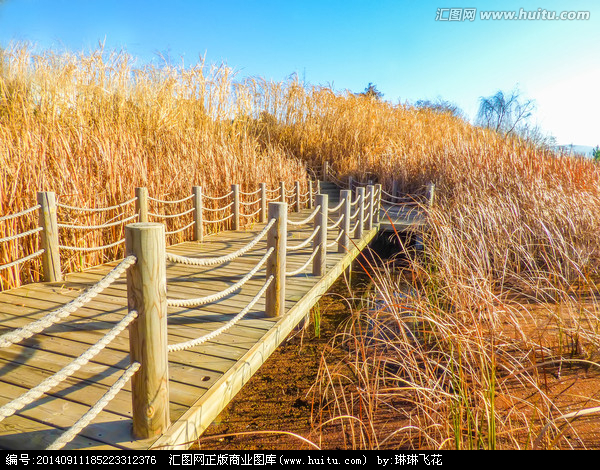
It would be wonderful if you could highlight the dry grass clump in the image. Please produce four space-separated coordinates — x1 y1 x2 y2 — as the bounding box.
0 45 308 289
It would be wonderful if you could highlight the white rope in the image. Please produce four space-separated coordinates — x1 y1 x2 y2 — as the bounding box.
57 198 137 212
46 362 140 450
327 200 344 213
239 188 261 196
286 246 320 277
287 226 320 252
60 238 125 252
0 204 41 223
240 198 260 206
241 207 261 218
350 206 361 221
0 310 138 422
165 221 195 235
327 230 344 248
148 207 195 219
287 206 320 227
380 199 406 206
0 255 136 348
203 201 234 212
166 247 273 308
148 194 194 204
166 219 275 267
0 226 43 244
265 187 280 194
327 215 343 230
57 213 138 230
168 276 273 352
349 197 360 207
204 212 234 224
0 249 45 272
204 191 233 201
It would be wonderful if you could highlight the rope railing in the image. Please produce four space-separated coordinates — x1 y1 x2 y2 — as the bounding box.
327 199 344 213
287 226 320 252
204 191 233 201
148 207 195 219
327 229 344 248
166 247 273 308
0 255 136 348
0 226 43 244
286 245 320 277
0 249 45 272
148 194 194 205
165 220 195 235
239 187 261 197
0 309 138 423
0 204 41 223
327 214 343 230
57 213 138 230
203 201 234 212
287 205 321 227
47 362 140 450
56 197 137 212
168 275 273 353
166 219 274 267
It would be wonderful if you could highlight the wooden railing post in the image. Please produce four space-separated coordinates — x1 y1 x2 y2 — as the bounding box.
313 194 328 276
135 187 148 223
322 161 329 181
295 181 301 212
232 184 240 231
126 222 170 439
308 180 314 209
37 191 62 282
339 190 351 253
392 180 399 200
260 183 267 223
356 187 365 239
265 202 287 318
366 184 374 231
192 186 203 242
348 176 354 191
428 182 436 207
374 183 382 224
279 181 285 203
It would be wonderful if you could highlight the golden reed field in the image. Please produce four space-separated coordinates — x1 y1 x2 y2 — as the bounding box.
1 45 599 449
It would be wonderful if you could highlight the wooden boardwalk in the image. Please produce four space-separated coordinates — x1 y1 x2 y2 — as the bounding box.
0 180 423 450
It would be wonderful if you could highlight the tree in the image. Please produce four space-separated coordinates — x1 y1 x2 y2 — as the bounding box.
358 83 383 100
475 87 536 136
414 98 465 119
475 87 555 148
593 146 600 162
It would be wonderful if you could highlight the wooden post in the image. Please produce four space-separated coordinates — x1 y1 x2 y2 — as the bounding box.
356 187 365 239
126 223 170 439
313 194 328 276
279 181 286 203
232 184 240 230
192 186 203 242
428 182 435 207
348 176 354 191
135 187 148 223
322 161 329 181
391 180 399 200
37 191 62 282
308 180 314 209
374 183 382 224
339 190 351 253
260 183 267 223
366 184 375 230
265 202 287 318
295 181 301 212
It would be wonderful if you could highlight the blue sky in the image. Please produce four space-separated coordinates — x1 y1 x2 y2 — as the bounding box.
0 0 598 147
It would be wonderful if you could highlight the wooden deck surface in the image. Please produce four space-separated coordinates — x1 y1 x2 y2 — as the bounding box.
0 200 385 450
